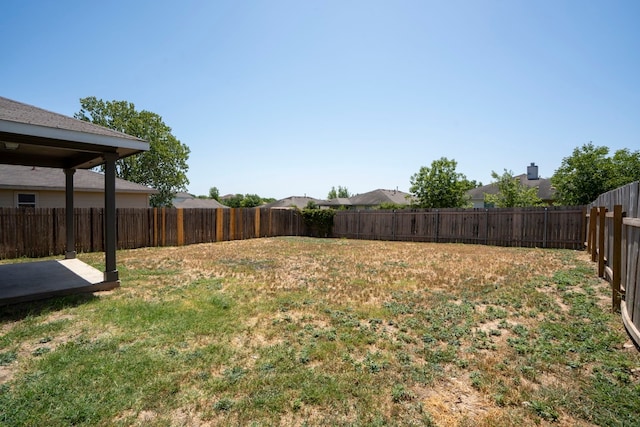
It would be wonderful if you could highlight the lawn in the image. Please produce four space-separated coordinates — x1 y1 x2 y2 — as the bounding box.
1 237 639 426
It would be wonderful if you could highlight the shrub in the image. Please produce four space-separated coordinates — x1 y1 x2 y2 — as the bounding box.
301 208 335 237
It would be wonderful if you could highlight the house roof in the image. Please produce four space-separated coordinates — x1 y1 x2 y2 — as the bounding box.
0 164 157 194
467 174 555 201
263 196 324 209
172 192 227 208
0 96 149 169
349 189 413 206
321 197 352 207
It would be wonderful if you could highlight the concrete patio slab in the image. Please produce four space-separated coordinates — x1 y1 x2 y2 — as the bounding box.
0 259 119 305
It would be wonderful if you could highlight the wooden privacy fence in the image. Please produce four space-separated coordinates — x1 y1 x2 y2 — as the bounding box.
0 207 305 259
586 181 640 347
333 207 585 249
119 207 304 249
1 205 585 259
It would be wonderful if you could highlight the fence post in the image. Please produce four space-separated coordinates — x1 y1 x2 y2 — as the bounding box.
176 208 184 246
612 205 623 312
590 207 598 261
152 208 157 247
230 208 236 240
598 206 606 277
543 207 548 248
215 208 223 241
582 207 588 250
485 209 489 245
162 208 167 247
392 210 397 241
255 208 261 238
435 210 440 243
587 207 592 256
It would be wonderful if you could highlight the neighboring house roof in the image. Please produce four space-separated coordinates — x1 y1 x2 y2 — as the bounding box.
172 192 227 208
0 164 157 194
321 197 352 208
467 174 555 202
263 196 325 209
349 189 413 207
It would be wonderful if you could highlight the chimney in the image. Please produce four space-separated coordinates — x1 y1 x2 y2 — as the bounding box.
527 162 539 180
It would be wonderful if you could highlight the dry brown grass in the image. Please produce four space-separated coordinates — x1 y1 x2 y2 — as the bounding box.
106 238 587 425
2 237 636 426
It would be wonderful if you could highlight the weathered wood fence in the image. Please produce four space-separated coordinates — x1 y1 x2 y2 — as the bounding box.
333 207 585 249
586 181 640 347
0 206 586 260
0 207 305 259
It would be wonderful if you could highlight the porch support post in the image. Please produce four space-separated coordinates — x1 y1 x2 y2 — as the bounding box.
103 153 119 283
64 168 76 259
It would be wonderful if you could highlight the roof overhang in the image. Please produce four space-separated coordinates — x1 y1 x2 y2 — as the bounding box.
0 119 149 169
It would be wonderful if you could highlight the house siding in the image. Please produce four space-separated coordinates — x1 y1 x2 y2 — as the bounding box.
0 189 150 208
0 190 13 207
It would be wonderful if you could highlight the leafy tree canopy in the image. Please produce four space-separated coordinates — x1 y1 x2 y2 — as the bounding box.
409 157 473 208
485 170 544 207
209 187 220 201
224 193 266 208
75 97 190 207
609 148 640 189
327 186 351 199
551 143 640 205
378 202 408 210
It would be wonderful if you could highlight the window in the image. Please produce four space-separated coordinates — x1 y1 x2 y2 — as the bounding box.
16 193 36 208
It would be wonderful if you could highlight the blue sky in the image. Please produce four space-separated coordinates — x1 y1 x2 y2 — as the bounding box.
2 1 639 200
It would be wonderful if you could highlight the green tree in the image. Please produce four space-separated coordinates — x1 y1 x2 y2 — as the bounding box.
551 143 613 205
484 170 544 207
552 143 640 205
409 157 473 208
608 148 640 189
224 193 264 208
241 194 263 208
75 97 190 207
328 186 351 199
209 187 220 201
224 194 244 208
378 202 407 210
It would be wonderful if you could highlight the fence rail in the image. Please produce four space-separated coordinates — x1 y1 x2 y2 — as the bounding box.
333 207 585 249
586 181 640 347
